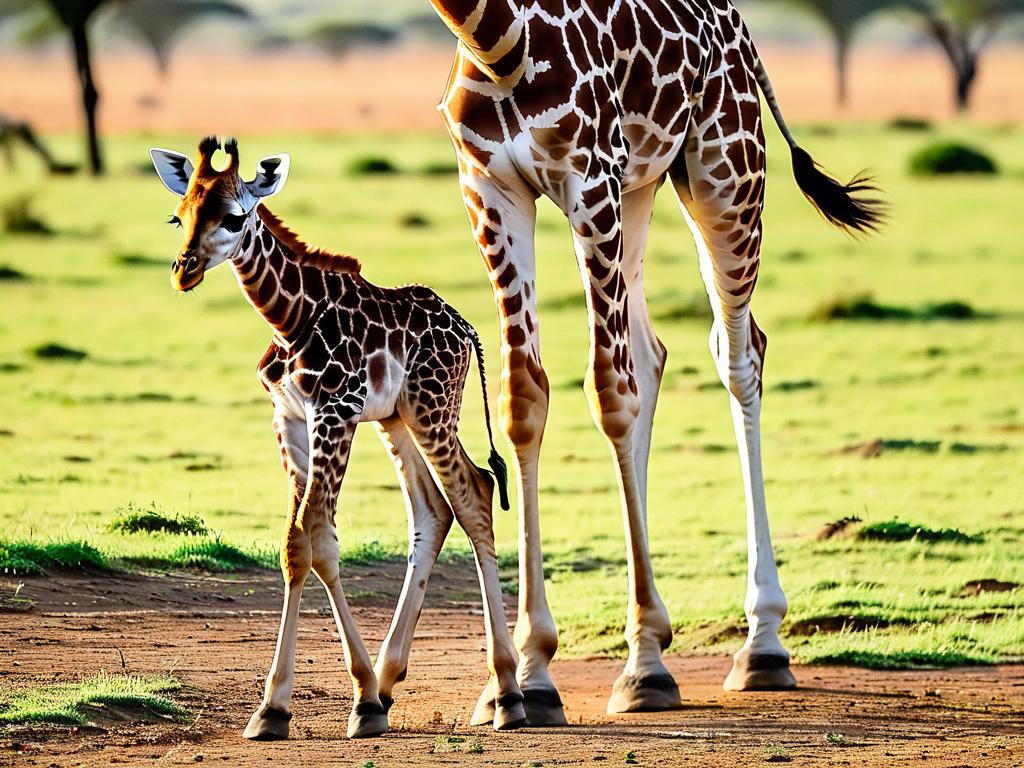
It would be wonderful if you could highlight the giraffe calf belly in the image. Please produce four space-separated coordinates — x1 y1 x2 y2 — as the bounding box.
358 356 407 423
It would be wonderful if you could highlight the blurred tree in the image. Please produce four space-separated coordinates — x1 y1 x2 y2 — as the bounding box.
112 0 250 76
778 0 905 106
304 21 398 59
906 0 1024 112
0 0 115 175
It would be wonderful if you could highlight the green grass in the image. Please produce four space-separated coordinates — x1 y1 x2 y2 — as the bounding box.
107 503 208 536
0 674 183 726
0 540 107 575
857 519 981 544
1 124 1022 668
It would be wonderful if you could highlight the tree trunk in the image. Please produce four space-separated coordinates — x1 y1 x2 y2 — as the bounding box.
955 56 977 114
70 22 103 176
835 36 850 109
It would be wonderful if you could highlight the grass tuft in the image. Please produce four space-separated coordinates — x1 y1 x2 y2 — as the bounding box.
888 116 932 132
809 649 991 669
0 264 29 281
909 141 998 176
857 519 981 544
1 196 53 235
107 503 208 536
420 160 459 176
340 539 400 567
810 294 985 323
652 292 714 322
764 743 791 762
168 539 266 572
347 156 398 176
113 252 166 269
0 540 107 575
398 212 431 229
0 673 183 726
31 342 89 361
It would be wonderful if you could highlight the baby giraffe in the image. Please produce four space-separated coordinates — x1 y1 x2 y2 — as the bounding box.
150 137 525 739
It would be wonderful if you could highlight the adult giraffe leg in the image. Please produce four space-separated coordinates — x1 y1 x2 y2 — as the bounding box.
372 414 455 712
620 180 669 534
570 175 680 714
459 168 566 726
244 409 310 741
671 127 796 691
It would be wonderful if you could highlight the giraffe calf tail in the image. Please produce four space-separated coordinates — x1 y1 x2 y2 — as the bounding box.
751 52 886 235
461 318 511 512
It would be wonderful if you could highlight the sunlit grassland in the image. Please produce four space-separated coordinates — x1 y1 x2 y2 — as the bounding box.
0 674 183 726
1 123 1022 667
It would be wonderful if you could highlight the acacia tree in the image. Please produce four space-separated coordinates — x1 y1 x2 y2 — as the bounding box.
906 0 1024 112
783 0 905 106
1 0 114 175
112 0 249 76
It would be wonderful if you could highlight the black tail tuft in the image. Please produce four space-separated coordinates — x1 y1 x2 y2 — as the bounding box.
460 316 512 513
487 450 510 512
791 146 886 235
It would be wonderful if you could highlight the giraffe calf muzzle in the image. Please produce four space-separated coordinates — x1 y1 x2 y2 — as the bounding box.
171 253 205 292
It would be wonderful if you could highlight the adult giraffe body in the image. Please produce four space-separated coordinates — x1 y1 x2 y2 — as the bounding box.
427 0 881 722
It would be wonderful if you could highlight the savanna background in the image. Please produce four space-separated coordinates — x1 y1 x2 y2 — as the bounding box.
1 1 1023 765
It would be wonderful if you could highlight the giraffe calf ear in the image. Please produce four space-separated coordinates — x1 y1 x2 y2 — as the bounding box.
245 154 290 203
150 148 194 196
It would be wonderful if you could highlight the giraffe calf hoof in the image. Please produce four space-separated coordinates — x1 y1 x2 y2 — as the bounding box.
493 693 527 732
723 649 797 691
522 687 568 727
242 706 291 741
347 701 389 739
606 671 682 714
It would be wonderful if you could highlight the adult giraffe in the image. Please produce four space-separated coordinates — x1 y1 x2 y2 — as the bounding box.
425 0 882 723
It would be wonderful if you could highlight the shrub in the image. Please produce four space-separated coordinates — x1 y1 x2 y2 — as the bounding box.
909 142 997 176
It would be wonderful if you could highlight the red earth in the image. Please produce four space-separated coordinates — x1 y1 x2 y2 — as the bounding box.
2 565 1022 767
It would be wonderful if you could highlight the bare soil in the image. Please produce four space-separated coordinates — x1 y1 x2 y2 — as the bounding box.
3 45 1023 137
2 564 1022 767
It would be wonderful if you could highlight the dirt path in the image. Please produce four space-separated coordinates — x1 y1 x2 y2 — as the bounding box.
2 568 1022 767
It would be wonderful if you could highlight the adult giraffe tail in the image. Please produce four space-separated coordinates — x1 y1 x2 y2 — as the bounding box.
752 55 885 234
461 320 511 512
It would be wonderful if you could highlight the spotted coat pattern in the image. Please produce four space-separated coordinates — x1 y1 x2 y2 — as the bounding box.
423 0 864 713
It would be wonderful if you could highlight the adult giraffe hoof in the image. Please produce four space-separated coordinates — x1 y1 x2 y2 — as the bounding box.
606 671 682 714
522 687 568 727
242 705 291 741
470 679 496 727
347 701 389 739
494 693 527 731
723 648 797 691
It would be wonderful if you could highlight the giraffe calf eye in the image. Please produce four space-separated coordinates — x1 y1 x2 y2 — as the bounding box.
221 213 247 232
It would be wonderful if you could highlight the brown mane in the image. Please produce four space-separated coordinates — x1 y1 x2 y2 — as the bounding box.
257 207 361 275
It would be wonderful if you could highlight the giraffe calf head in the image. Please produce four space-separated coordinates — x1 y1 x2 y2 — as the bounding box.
150 137 290 292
